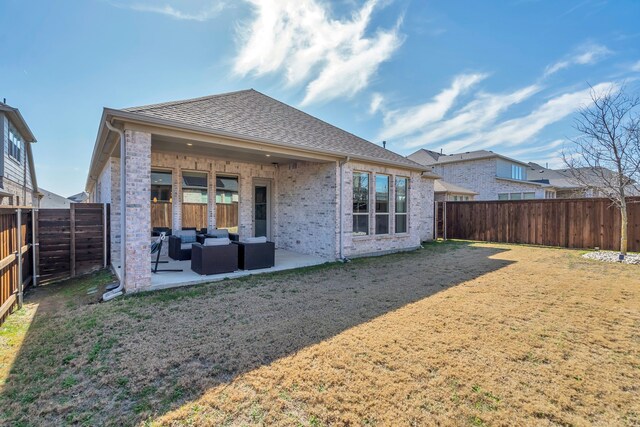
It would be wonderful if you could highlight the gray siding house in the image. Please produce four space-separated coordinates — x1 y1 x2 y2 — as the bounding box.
0 102 38 206
85 89 438 293
408 149 555 201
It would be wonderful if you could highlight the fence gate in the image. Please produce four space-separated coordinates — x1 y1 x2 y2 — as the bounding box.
0 207 34 324
37 203 110 285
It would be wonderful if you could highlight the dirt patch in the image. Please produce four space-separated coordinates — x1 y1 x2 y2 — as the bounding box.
0 242 638 426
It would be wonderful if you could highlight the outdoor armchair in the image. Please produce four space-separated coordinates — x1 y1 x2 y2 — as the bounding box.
234 237 275 270
190 238 238 275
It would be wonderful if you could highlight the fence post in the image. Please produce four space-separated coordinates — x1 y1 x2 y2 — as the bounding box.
103 203 108 268
31 208 38 287
443 201 447 241
16 208 23 309
70 203 76 278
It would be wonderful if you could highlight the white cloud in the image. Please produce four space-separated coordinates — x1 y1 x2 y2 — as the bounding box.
631 60 640 72
369 93 384 114
544 43 612 77
402 84 541 148
440 82 617 153
233 0 403 105
112 1 226 21
506 139 565 158
378 73 487 140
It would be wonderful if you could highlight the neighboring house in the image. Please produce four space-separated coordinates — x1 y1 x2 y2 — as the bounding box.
0 101 38 206
527 163 639 198
38 187 74 209
434 180 477 201
85 89 438 293
68 191 89 203
408 149 555 201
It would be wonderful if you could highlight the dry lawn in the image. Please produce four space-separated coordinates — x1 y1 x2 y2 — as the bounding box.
0 241 638 426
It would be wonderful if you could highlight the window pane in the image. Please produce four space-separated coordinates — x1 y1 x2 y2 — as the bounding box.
395 177 407 213
183 189 208 204
151 170 172 202
216 176 239 231
353 215 369 235
376 214 389 234
353 172 369 213
396 214 407 233
182 171 207 188
375 175 389 213
498 193 509 200
510 193 522 200
523 192 535 200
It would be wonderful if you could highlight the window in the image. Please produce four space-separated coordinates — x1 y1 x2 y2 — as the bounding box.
216 175 239 232
510 192 522 200
498 193 509 201
395 177 408 233
511 164 523 180
523 192 536 200
375 175 390 234
352 172 369 235
8 124 22 162
182 171 208 204
151 170 172 202
545 191 555 199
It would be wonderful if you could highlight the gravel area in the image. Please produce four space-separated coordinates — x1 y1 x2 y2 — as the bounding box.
583 250 640 264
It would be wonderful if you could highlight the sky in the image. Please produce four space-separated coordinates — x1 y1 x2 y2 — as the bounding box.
1 0 639 197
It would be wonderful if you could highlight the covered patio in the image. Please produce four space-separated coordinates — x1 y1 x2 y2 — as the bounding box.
112 248 329 291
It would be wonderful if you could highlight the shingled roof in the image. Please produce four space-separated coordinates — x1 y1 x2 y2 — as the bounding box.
121 89 423 169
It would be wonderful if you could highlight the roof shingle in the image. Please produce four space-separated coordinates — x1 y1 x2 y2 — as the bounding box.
122 89 423 169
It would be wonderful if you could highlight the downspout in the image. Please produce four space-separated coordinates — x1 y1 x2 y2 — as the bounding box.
102 120 125 301
338 156 350 261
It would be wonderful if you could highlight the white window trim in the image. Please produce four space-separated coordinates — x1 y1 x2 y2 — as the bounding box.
374 174 390 235
352 171 370 236
394 176 409 234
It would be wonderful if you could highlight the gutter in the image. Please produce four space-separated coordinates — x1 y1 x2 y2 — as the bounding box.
102 120 125 301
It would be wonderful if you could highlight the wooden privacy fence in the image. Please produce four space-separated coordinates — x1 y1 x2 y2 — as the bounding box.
152 202 239 230
439 197 640 251
0 207 35 324
37 203 110 285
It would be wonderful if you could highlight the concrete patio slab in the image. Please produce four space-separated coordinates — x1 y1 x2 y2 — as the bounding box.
113 249 330 291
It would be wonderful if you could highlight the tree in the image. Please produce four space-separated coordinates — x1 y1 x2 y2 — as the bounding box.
562 84 640 256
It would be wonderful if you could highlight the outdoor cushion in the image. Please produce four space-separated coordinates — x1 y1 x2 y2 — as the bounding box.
180 243 193 250
240 236 268 244
208 229 229 238
177 229 197 243
204 237 231 246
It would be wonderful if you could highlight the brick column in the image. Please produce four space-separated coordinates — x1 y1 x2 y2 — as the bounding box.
124 130 152 292
172 166 181 233
208 167 216 232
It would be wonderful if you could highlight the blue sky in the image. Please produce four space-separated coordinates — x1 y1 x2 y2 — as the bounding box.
1 0 639 196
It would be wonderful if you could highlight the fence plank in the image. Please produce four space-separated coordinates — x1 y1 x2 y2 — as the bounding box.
443 197 640 252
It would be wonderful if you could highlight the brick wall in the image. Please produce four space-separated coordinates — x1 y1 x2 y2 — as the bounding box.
151 151 278 238
432 158 546 200
341 161 433 258
123 130 151 292
275 161 338 258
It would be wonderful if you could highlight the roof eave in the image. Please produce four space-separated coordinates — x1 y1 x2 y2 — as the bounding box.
89 108 428 177
0 105 37 143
